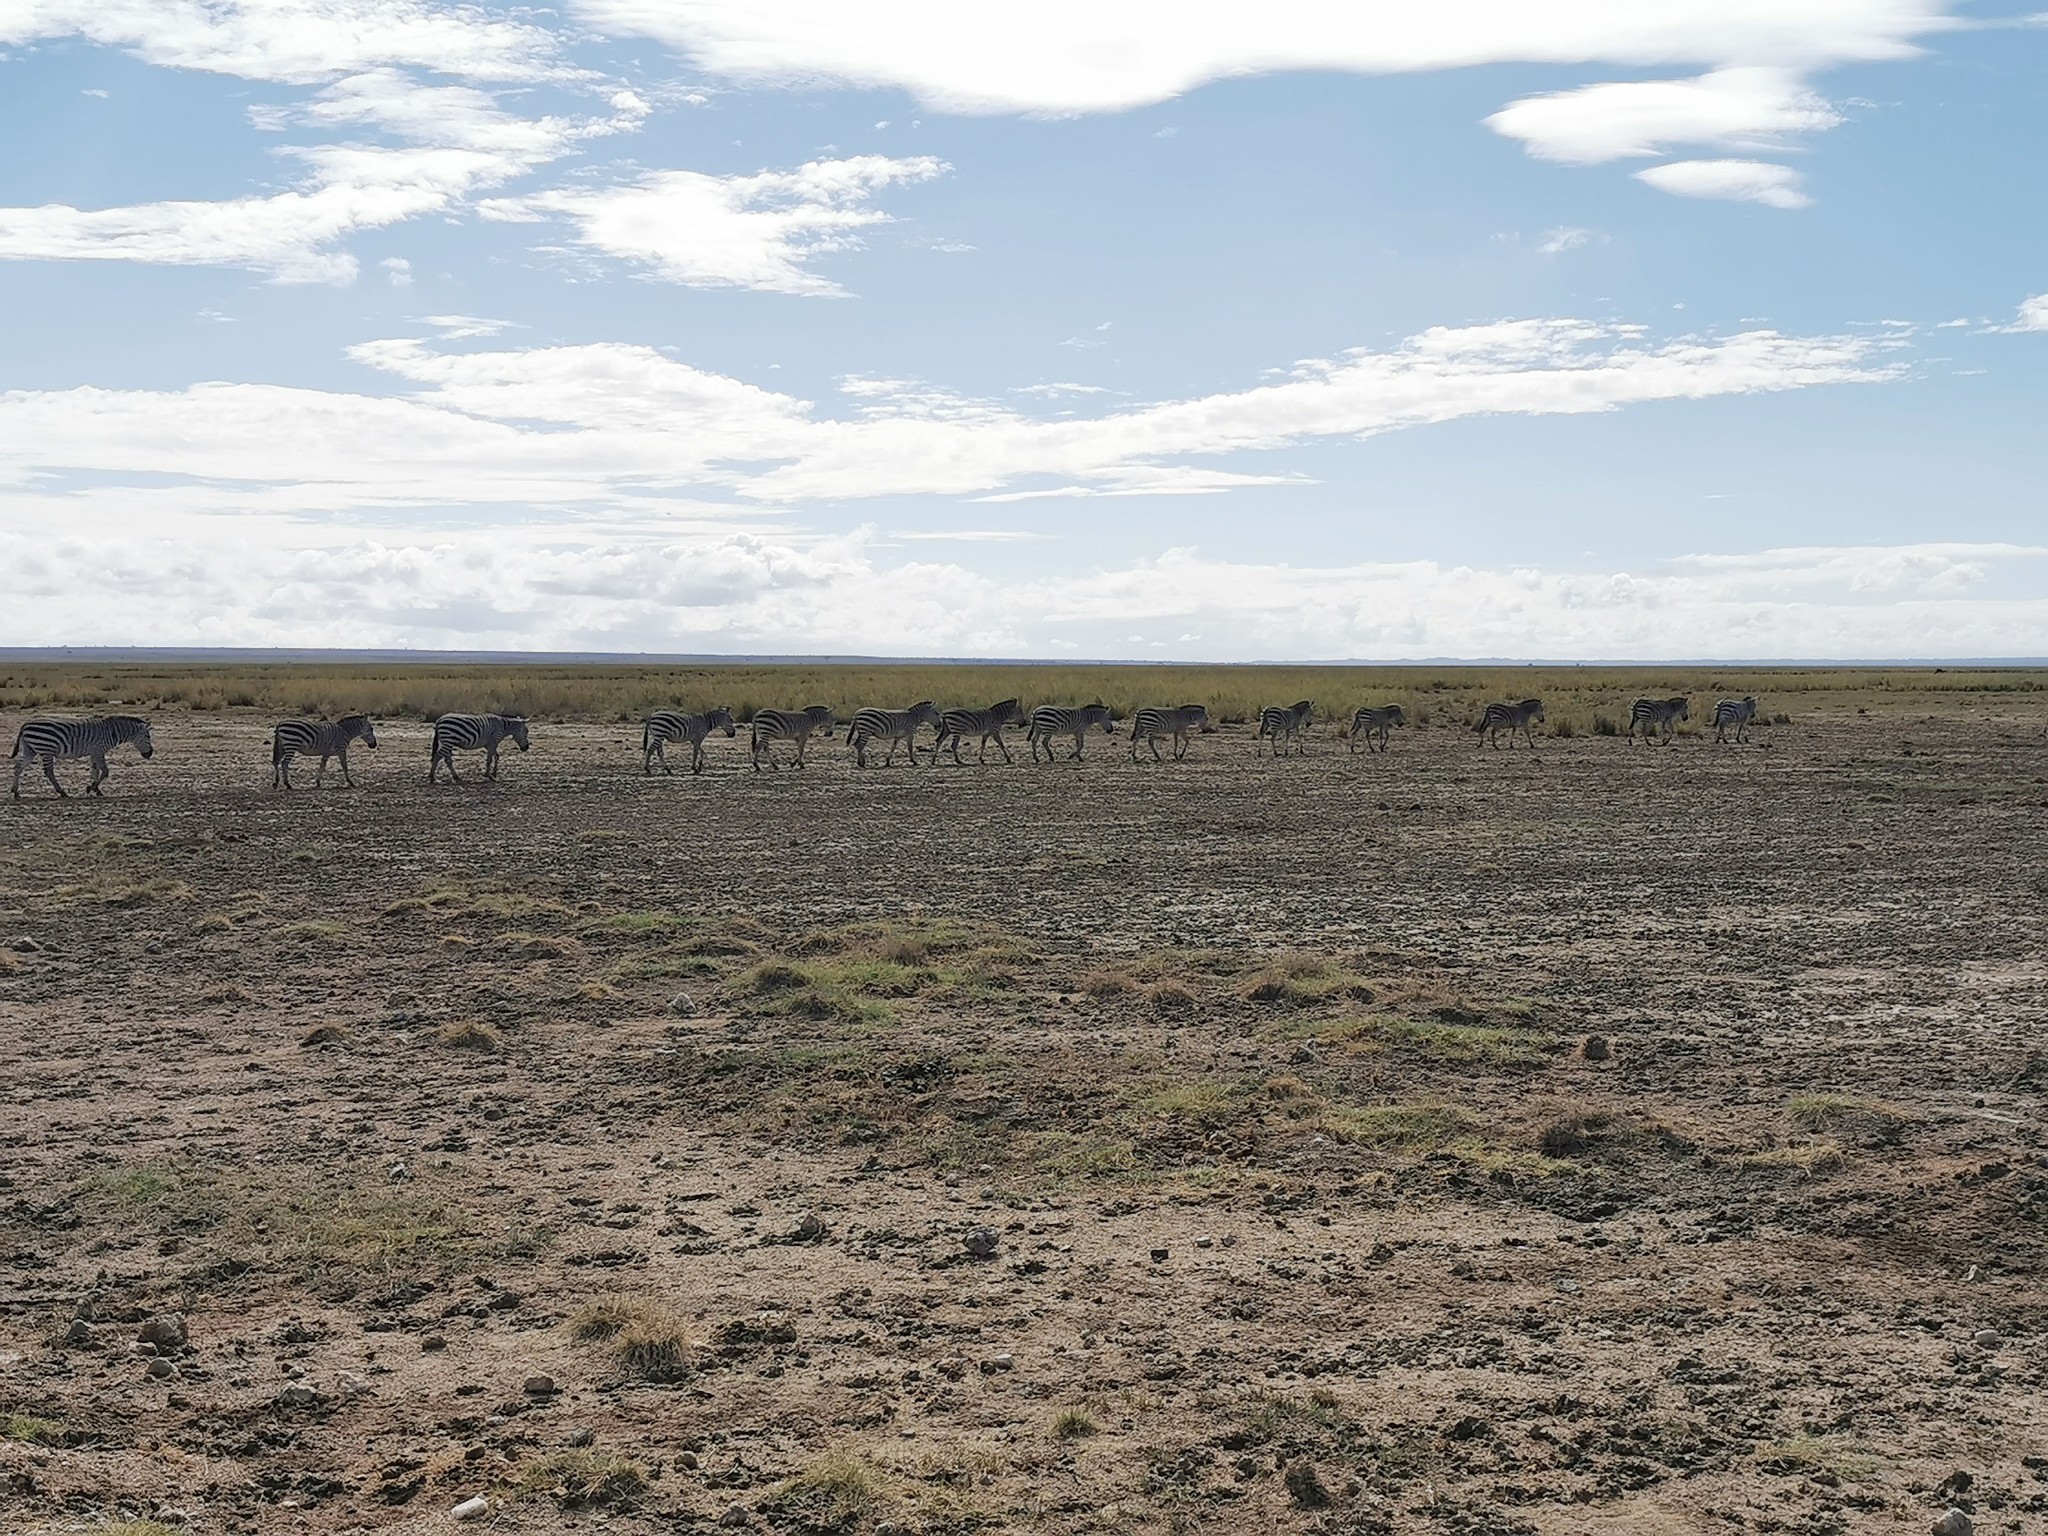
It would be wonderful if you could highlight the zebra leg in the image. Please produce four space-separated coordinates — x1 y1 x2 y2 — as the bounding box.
274 752 290 790
43 754 67 797
1068 736 1084 762
314 752 330 787
691 741 706 774
484 747 499 781
86 753 108 795
1149 735 1163 762
9 754 22 799
339 749 355 786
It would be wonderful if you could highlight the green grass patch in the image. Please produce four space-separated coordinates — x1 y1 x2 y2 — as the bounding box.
1 1412 65 1446
764 1447 896 1532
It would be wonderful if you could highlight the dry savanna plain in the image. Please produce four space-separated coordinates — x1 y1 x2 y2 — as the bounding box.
0 663 2044 1536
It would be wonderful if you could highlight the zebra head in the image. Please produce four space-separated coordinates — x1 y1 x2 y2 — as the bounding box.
1385 705 1407 727
342 714 378 748
503 716 531 751
803 704 836 738
908 700 942 729
118 716 155 759
707 707 737 737
1184 704 1214 733
1670 697 1690 722
993 698 1026 727
1523 699 1545 723
1088 702 1115 733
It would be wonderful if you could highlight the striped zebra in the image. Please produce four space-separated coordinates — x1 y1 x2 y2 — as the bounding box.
427 713 529 783
1348 705 1406 754
642 708 736 776
1027 702 1115 764
750 705 835 771
1475 698 1544 749
848 702 941 768
1129 704 1211 762
1714 696 1759 744
1256 701 1314 756
1627 696 1690 745
935 699 1027 765
271 715 377 789
9 715 154 799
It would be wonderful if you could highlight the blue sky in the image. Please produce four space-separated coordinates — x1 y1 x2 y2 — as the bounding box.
0 2 2044 659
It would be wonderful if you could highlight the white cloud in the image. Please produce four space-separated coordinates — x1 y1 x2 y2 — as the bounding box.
1536 226 1604 255
1 0 568 86
576 2 1950 116
1634 158 1811 208
2003 293 2048 333
480 155 947 295
381 255 412 286
1486 68 1840 165
582 3 1936 197
0 64 649 282
0 317 1901 518
0 528 2040 660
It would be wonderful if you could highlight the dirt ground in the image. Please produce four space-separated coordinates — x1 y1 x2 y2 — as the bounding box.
1 707 2044 1536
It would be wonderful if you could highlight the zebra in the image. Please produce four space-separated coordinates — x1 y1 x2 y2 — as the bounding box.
1129 704 1212 762
1627 696 1690 745
1348 705 1407 754
1027 703 1115 763
271 715 377 789
427 713 529 782
642 708 736 776
1475 698 1545 749
9 715 154 799
1714 696 1760 743
750 705 835 770
1256 701 1314 756
848 702 941 768
934 699 1028 765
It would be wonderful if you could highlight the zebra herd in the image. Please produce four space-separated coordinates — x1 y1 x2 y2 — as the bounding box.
4 693 1769 796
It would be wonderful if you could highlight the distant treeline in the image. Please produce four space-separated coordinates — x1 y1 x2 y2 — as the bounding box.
0 661 2041 735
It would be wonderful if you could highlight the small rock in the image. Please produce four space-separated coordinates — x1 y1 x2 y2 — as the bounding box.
64 1318 92 1346
1195 1235 1213 1248
130 1341 158 1359
719 1503 750 1527
568 1427 596 1448
796 1212 825 1240
1580 1034 1611 1061
275 1383 323 1410
155 1509 190 1526
146 1358 177 1380
979 1353 1015 1374
421 1335 447 1352
6 936 42 952
678 1450 700 1470
1219 1234 1238 1248
336 1372 370 1399
138 1313 188 1352
669 992 697 1017
1150 1248 1169 1263
450 1494 490 1522
963 1227 1000 1258
523 1374 557 1397
1933 1510 1973 1536
1972 1328 2002 1349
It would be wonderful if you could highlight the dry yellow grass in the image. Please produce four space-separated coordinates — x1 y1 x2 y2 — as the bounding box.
2 659 2038 731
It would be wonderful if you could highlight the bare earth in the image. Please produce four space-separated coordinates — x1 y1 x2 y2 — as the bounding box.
1 710 2044 1536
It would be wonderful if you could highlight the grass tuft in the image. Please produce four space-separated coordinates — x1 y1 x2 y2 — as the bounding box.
513 1448 648 1509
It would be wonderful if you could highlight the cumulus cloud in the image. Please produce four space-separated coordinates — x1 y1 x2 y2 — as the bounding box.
1486 68 1840 165
0 318 1901 515
580 3 1937 196
480 155 946 295
1634 158 1811 209
2001 293 2048 333
577 1 1948 115
0 528 2041 660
